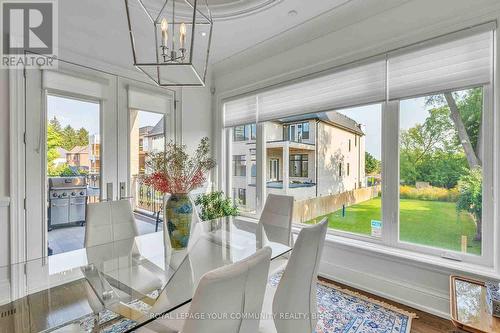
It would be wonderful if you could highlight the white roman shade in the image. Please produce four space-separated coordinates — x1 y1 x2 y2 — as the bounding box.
388 24 494 100
223 95 258 127
43 70 110 99
257 59 386 122
128 87 172 114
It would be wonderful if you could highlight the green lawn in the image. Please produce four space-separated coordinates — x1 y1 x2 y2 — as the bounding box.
306 197 481 255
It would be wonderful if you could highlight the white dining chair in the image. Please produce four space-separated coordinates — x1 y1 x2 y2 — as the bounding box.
260 218 328 333
257 194 294 247
257 194 294 276
139 247 272 333
84 200 138 247
84 200 163 298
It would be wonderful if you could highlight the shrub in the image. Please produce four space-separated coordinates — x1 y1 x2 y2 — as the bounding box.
456 168 482 241
194 191 239 221
399 185 459 202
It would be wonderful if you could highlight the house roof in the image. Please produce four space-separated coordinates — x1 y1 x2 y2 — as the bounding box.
56 147 68 157
139 125 153 136
278 111 364 136
68 146 88 154
145 118 164 137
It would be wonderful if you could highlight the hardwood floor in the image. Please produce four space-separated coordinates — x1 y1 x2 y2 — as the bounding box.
319 277 458 333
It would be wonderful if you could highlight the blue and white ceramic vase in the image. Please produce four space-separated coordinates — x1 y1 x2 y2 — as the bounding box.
164 193 193 249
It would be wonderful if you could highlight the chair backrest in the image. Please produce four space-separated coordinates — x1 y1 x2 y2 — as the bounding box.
272 218 328 333
84 200 138 247
258 194 294 247
181 247 272 333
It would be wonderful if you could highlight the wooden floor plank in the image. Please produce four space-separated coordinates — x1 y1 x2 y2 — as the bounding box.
319 277 458 333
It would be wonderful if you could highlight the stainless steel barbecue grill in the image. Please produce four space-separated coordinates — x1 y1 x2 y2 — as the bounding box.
48 177 87 229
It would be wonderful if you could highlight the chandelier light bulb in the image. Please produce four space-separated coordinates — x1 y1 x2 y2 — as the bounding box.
161 18 168 46
179 22 187 49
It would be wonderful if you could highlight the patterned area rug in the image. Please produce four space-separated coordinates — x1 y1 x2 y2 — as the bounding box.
74 273 416 333
270 271 416 333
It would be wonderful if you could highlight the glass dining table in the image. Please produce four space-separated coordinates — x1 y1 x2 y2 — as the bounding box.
0 217 291 333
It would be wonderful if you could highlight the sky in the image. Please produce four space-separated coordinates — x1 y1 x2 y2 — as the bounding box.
47 95 164 135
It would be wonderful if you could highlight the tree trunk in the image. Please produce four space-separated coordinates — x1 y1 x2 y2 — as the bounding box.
474 217 482 242
476 117 483 165
444 93 481 168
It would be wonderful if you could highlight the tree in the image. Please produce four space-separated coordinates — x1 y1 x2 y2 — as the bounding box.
365 152 381 175
47 123 62 166
76 128 89 147
456 168 482 241
425 89 483 169
49 116 62 132
61 125 77 150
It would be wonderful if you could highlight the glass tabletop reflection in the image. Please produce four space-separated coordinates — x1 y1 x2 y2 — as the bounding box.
0 217 291 333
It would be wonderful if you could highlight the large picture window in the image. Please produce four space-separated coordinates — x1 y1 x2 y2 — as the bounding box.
222 24 495 265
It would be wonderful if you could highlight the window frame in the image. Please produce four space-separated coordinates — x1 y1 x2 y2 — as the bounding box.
289 154 308 178
232 155 246 177
389 85 494 266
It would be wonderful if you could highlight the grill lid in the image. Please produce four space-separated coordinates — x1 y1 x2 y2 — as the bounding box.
48 177 87 189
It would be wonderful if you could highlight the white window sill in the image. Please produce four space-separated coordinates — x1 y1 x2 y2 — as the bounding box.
320 232 499 280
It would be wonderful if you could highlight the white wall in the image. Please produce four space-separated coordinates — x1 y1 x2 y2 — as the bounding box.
213 0 500 318
0 70 10 297
0 70 8 197
181 86 213 153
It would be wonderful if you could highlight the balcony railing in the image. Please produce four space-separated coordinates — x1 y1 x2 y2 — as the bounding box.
131 175 163 215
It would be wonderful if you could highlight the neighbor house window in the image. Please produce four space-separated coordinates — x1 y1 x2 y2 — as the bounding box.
347 163 350 176
250 149 256 178
290 154 308 177
233 155 246 176
238 188 246 205
233 126 246 141
338 163 342 177
233 124 256 141
349 139 351 152
287 122 310 142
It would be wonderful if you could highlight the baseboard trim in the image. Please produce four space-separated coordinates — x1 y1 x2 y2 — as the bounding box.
319 260 450 320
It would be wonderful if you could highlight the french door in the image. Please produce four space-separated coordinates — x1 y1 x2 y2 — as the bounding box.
23 62 174 261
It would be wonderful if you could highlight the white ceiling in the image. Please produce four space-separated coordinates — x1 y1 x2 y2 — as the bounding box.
57 0 400 77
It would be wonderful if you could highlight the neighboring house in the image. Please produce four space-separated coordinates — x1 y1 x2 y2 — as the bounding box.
231 111 366 211
53 147 68 167
145 117 166 153
66 145 90 170
89 134 100 174
138 125 154 174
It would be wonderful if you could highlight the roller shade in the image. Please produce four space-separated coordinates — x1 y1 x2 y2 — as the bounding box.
257 59 386 122
388 25 494 100
43 70 110 99
128 87 172 114
223 95 257 127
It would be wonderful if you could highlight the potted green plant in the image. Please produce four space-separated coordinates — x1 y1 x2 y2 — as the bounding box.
194 191 239 221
